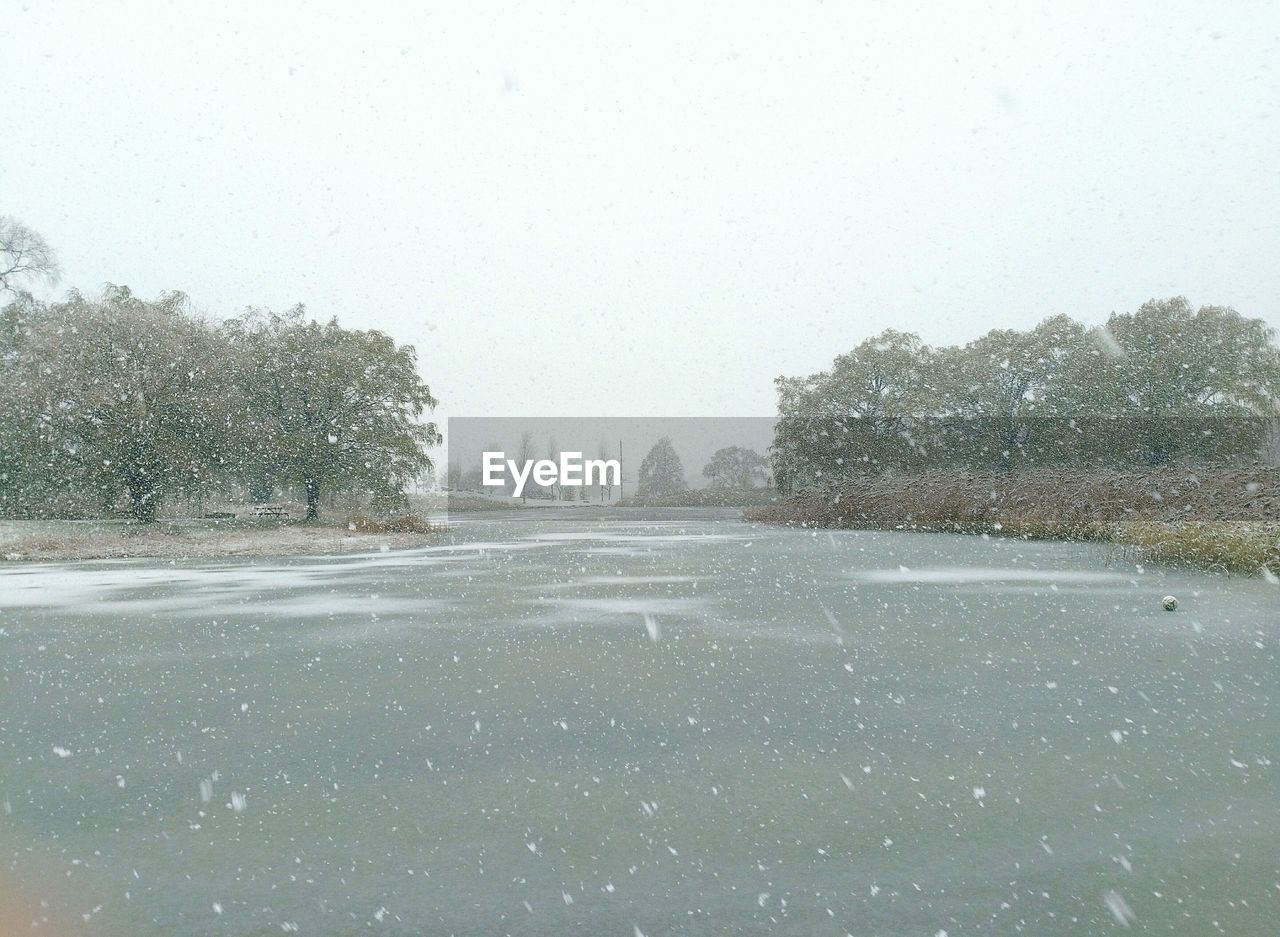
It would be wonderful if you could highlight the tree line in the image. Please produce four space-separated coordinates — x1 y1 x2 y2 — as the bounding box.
1 287 439 522
635 439 769 497
772 298 1280 490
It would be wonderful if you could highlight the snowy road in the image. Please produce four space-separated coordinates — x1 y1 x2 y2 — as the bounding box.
0 507 1277 935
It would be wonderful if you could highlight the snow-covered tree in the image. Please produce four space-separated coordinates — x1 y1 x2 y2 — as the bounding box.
5 286 226 521
702 446 769 488
221 306 440 521
637 437 688 498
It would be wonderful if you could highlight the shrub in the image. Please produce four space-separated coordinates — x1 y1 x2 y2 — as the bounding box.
345 512 442 534
746 466 1280 575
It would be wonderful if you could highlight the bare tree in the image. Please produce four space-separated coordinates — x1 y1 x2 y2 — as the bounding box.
0 216 61 295
483 440 508 495
514 431 537 503
597 440 613 501
546 435 561 500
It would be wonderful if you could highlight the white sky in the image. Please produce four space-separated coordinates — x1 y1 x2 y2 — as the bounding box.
4 0 1278 419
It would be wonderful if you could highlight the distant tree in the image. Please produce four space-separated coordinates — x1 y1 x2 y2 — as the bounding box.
637 437 688 498
702 446 769 488
514 431 536 503
5 286 226 521
480 440 510 496
446 460 462 490
414 464 436 492
459 465 484 491
597 440 614 501
222 306 440 521
0 216 60 296
546 435 561 500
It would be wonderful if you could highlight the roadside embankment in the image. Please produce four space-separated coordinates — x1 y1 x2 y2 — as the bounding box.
745 467 1280 575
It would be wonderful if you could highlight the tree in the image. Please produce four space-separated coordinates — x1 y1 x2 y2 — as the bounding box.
414 464 436 492
770 298 1280 482
1089 298 1280 463
597 440 614 501
513 431 537 503
826 329 931 419
546 435 561 500
480 440 510 496
772 329 933 487
446 460 463 490
0 216 60 296
1 294 54 514
932 315 1091 471
459 465 484 491
702 446 769 488
222 306 440 521
6 286 226 521
637 437 688 498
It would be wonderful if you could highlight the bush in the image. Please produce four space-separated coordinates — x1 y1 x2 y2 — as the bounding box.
746 466 1280 575
345 512 441 534
1115 520 1280 575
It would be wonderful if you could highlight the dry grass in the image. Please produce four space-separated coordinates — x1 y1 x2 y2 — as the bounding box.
1110 521 1280 575
345 512 445 534
746 466 1280 576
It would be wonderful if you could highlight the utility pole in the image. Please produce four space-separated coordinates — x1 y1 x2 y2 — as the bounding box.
618 438 623 503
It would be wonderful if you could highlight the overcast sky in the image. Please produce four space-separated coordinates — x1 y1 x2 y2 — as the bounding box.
5 0 1278 419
